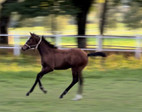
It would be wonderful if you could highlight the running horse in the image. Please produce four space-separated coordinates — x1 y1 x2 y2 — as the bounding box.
22 33 106 100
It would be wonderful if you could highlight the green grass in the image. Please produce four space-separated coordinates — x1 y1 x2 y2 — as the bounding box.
0 54 142 112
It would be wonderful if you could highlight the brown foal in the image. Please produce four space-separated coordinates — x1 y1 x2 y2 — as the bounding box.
22 33 106 100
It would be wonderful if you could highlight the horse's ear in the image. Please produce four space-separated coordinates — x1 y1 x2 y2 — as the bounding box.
30 32 34 36
30 32 36 37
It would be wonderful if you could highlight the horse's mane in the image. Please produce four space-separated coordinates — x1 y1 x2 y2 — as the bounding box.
42 36 57 49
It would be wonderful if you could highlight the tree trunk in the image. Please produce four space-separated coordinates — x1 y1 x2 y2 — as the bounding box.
0 0 17 44
99 0 108 35
76 13 87 48
0 16 10 44
72 0 94 48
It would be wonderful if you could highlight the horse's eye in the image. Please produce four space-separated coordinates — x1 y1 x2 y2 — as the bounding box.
28 39 32 43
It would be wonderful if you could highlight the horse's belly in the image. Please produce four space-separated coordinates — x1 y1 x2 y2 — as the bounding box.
54 65 71 70
54 63 71 70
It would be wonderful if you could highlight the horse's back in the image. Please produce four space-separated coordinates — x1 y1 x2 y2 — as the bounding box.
54 48 88 70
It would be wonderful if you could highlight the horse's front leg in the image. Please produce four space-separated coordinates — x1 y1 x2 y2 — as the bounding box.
38 79 47 94
26 67 52 96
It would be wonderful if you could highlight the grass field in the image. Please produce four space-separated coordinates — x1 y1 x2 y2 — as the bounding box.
0 53 142 112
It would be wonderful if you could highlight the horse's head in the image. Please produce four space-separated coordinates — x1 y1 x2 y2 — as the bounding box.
22 33 42 51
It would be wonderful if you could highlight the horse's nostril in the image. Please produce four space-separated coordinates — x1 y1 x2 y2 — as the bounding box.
21 47 24 51
21 46 26 51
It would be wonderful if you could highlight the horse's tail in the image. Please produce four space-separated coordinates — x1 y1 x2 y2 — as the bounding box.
87 52 106 57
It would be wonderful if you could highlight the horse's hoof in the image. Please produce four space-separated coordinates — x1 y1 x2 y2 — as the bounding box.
59 95 63 99
72 94 83 101
43 90 47 94
26 93 30 96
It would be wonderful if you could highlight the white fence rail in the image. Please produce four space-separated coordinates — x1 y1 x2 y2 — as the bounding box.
0 34 142 58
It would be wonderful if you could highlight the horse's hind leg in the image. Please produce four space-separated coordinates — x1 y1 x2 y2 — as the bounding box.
59 68 78 99
72 70 84 100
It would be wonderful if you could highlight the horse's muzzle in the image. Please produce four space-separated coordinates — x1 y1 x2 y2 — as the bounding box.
21 45 29 51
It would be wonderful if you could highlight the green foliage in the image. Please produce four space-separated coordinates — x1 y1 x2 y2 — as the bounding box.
120 0 142 29
111 0 121 5
123 3 142 29
104 2 118 28
129 0 142 7
98 0 121 31
5 0 78 19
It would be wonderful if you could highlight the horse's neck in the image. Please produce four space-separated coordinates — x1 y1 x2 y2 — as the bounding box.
37 41 54 57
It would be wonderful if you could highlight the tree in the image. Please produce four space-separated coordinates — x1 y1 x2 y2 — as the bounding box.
106 0 142 30
99 0 108 35
71 0 94 48
2 0 94 47
122 1 142 29
0 0 18 44
8 0 76 18
0 0 76 44
11 0 94 48
98 0 123 35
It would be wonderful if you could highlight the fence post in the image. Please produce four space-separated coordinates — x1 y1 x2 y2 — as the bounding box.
55 34 61 48
135 35 141 59
97 35 103 51
14 36 20 56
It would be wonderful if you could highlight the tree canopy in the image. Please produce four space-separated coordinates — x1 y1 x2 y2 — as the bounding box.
1 0 93 47
4 0 78 18
2 0 142 45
